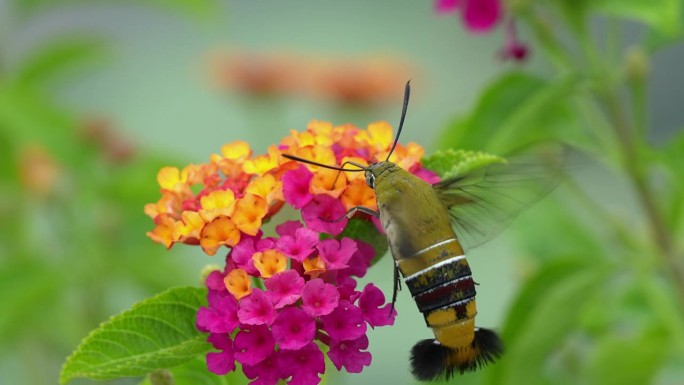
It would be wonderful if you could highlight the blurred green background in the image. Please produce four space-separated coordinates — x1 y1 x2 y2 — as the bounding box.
2 1 684 384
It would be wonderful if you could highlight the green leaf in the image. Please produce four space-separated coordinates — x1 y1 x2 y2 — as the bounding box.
659 129 684 232
138 358 249 385
60 286 210 384
594 0 682 37
422 149 505 180
485 261 607 385
0 260 63 343
586 327 668 385
437 72 585 155
11 37 108 88
337 218 389 264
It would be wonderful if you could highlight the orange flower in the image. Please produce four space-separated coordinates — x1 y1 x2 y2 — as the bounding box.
199 216 241 255
146 214 178 249
253 249 287 278
303 256 326 278
310 168 347 198
224 268 252 300
341 179 378 212
231 194 268 236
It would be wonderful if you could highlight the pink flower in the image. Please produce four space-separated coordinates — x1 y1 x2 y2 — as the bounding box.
328 335 372 373
242 351 283 385
282 166 314 209
302 194 347 236
435 0 502 33
278 342 325 385
320 300 367 341
205 270 229 293
317 238 357 270
358 283 396 327
301 278 340 317
462 0 502 33
276 227 318 262
264 270 304 308
413 166 441 184
275 220 303 237
271 307 316 350
238 288 277 325
206 333 235 375
343 240 374 278
234 325 275 366
231 235 260 274
196 290 239 333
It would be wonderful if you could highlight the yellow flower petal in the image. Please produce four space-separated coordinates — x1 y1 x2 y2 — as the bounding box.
200 189 236 222
221 141 252 161
173 211 205 242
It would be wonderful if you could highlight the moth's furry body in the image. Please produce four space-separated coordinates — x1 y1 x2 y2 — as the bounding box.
368 161 502 381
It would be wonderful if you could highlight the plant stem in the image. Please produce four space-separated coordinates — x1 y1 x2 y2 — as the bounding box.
601 89 684 303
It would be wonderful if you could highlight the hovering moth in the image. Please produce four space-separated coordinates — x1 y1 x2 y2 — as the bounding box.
284 82 558 381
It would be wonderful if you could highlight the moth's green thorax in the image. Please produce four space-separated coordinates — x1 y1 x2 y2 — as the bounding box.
366 161 464 262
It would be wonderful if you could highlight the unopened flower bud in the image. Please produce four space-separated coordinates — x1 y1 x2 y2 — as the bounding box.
625 46 650 83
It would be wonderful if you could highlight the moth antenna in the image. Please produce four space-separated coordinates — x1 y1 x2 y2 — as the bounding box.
385 80 411 162
282 153 366 172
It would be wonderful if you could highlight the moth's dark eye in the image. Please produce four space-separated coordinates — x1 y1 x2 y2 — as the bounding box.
365 173 376 189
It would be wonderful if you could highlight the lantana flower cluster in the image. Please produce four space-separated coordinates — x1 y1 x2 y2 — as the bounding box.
145 120 438 384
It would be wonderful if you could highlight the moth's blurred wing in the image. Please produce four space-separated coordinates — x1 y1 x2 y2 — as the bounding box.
432 159 562 251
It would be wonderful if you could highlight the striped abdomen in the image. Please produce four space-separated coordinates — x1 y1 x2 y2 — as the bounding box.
396 237 477 350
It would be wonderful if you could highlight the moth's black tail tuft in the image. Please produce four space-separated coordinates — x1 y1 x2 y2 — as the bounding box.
409 328 503 381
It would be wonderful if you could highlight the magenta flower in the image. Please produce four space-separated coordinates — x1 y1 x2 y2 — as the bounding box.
196 290 239 333
358 283 396 327
282 165 314 209
264 270 304 308
238 288 277 326
320 300 367 341
317 238 357 270
206 333 235 375
278 342 326 385
301 278 340 317
231 236 260 274
205 270 229 292
435 0 502 33
272 307 316 350
462 0 501 32
302 194 348 235
413 166 441 184
276 227 318 262
341 240 374 278
233 325 275 366
274 220 302 237
328 335 372 373
242 351 283 385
